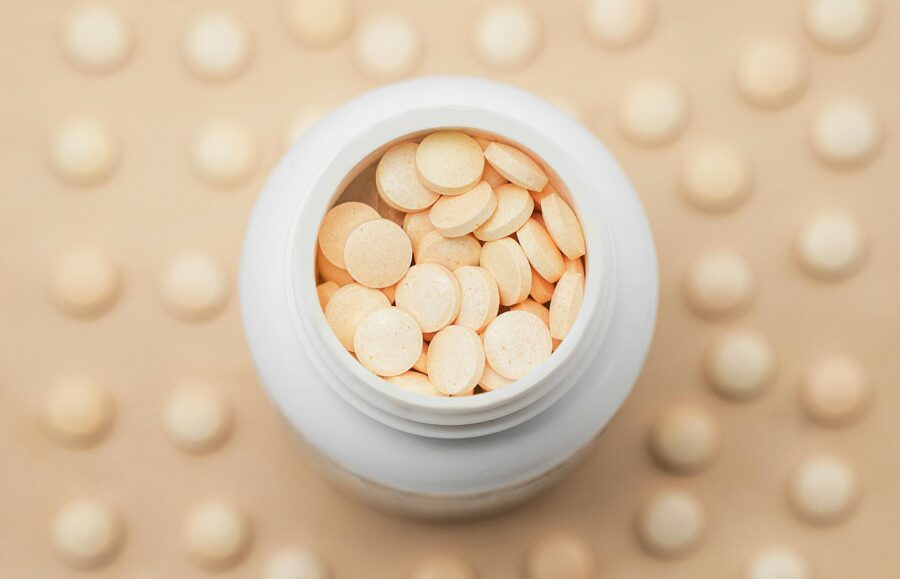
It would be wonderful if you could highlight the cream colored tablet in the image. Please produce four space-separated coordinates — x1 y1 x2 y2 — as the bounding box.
410 555 477 579
190 120 258 189
183 500 252 569
789 455 858 524
402 210 436 253
809 99 880 167
541 193 586 260
471 2 541 70
526 532 594 579
617 79 688 146
565 257 585 275
474 183 534 241
182 11 251 81
353 15 422 81
163 383 232 453
427 325 486 395
413 342 428 373
48 117 118 186
415 131 485 195
263 547 330 579
530 268 555 304
735 37 808 108
584 0 654 48
796 210 866 279
429 181 497 237
517 217 566 283
316 247 354 286
801 355 869 426
318 202 380 269
482 160 508 188
285 0 352 48
316 281 339 309
480 238 532 306
60 4 133 74
376 142 440 212
159 251 230 322
684 250 755 317
744 546 812 579
343 218 412 288
386 370 445 397
530 182 555 209
53 498 123 569
453 265 500 332
680 141 752 213
479 362 514 391
705 329 775 401
415 231 482 271
636 490 705 558
510 298 560 349
650 403 719 474
324 283 390 351
49 248 120 318
483 311 552 380
354 307 423 377
806 0 876 51
395 264 461 333
483 142 548 191
549 271 584 340
43 378 114 447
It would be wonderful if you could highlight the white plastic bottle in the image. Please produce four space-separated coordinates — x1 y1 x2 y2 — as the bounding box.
240 77 657 518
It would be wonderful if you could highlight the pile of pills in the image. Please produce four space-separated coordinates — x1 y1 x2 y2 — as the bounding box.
316 131 586 397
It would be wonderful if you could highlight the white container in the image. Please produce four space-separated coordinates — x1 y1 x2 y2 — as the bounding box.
240 76 657 518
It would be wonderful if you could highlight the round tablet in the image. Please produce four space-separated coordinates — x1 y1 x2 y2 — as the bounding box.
376 142 440 212
541 193 586 260
735 37 808 108
483 311 552 380
60 4 133 74
584 0 654 48
354 307 423 377
415 231 482 271
316 281 339 309
49 248 120 318
284 106 327 149
386 371 445 397
705 329 775 401
415 131 485 195
471 2 541 70
395 264 461 333
483 142 548 192
549 271 584 341
744 546 812 579
343 218 412 288
183 500 252 569
403 210 437 253
479 363 514 391
796 210 866 279
48 117 118 186
413 342 428 373
285 0 352 48
410 555 477 579
510 298 561 350
430 181 497 237
526 532 594 579
182 11 251 81
800 355 869 426
789 455 858 524
163 383 233 453
617 79 688 146
159 251 230 322
53 498 123 569
324 283 391 351
43 378 114 447
427 325 486 395
636 490 705 558
264 547 330 579
453 266 500 332
649 403 719 474
517 217 566 283
480 237 532 306
190 120 258 188
353 15 422 81
474 183 534 241
530 268 555 304
318 202 380 269
316 246 354 286
806 0 877 51
809 99 881 167
680 142 752 212
684 250 755 318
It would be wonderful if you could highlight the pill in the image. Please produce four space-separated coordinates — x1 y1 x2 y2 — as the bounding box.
413 342 429 373
48 117 118 186
530 182 555 209
324 283 391 351
49 248 120 318
415 231 482 271
565 257 585 275
789 455 858 524
584 0 654 48
427 325 486 395
530 268 556 304
285 0 352 48
472 2 541 70
809 99 881 167
410 555 477 579
415 131 485 195
705 329 775 401
395 264 462 333
540 193 586 260
263 547 330 579
482 160 508 188
744 546 812 579
190 120 258 189
526 532 594 579
354 307 423 377
163 383 232 453
475 183 534 241
386 371 446 397
353 15 422 81
684 250 755 318
453 266 500 333
618 79 688 146
182 11 251 81
430 181 498 237
649 403 719 474
735 37 808 108
316 246 354 286
403 210 437 253
60 4 133 74
316 281 339 309
43 378 114 447
636 489 705 558
343 218 412 288
510 298 560 349
479 362 514 391
483 142 548 192
517 217 566 283
53 498 123 569
376 142 440 212
483 311 552 380
680 142 752 213
159 251 230 322
480 237 532 306
183 500 252 569
800 355 869 426
796 210 866 279
806 0 876 51
318 202 380 269
549 271 584 340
